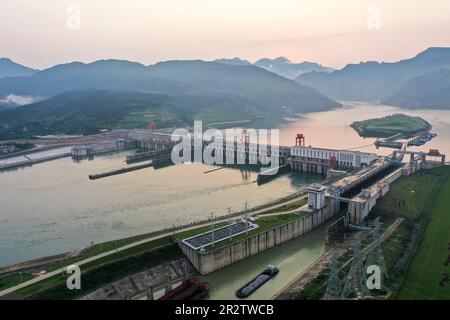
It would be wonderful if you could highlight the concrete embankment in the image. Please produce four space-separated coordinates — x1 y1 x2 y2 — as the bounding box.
0 147 72 170
178 208 335 275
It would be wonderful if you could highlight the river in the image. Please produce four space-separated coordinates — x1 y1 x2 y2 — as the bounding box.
1 102 450 267
0 154 320 266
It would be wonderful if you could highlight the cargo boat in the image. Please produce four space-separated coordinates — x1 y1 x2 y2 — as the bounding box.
235 265 279 298
158 278 210 300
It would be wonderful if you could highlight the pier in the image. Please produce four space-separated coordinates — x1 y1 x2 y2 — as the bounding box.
89 162 154 180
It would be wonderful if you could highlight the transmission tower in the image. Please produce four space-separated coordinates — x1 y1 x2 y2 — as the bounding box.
365 219 389 289
323 252 342 300
341 234 369 299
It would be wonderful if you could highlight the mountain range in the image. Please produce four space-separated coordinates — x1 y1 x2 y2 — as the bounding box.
2 47 450 140
383 68 450 109
0 58 37 79
0 59 339 109
296 47 450 103
254 57 334 79
0 59 340 139
214 57 334 79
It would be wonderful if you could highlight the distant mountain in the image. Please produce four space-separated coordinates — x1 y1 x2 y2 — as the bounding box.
214 57 253 66
296 47 450 101
0 59 340 112
0 58 37 79
0 58 342 139
146 60 340 112
383 68 450 109
254 57 334 79
0 59 185 97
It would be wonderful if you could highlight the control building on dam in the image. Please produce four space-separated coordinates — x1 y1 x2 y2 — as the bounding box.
288 145 378 175
176 146 447 275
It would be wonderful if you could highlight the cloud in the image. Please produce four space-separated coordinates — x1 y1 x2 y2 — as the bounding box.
0 94 39 106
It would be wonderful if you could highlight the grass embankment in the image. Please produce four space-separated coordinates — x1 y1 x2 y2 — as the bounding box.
263 198 307 214
28 241 182 300
295 269 329 300
1 235 183 299
372 166 450 299
351 113 430 138
26 237 181 299
0 229 169 292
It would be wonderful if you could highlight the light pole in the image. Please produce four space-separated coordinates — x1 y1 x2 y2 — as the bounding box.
228 207 232 242
210 212 215 247
245 201 249 235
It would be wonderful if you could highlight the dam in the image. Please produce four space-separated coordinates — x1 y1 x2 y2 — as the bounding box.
176 146 447 275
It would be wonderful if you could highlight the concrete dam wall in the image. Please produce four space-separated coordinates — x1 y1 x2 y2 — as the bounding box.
178 208 335 275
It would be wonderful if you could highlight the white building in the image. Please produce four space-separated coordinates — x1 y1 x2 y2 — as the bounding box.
307 184 327 210
290 146 377 168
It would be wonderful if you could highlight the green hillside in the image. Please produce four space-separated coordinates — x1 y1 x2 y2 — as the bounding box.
351 113 431 138
374 167 450 299
0 90 262 140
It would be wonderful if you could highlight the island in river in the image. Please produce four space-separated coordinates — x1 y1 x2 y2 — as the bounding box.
350 113 431 138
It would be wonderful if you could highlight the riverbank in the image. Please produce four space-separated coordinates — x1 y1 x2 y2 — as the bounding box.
0 186 315 295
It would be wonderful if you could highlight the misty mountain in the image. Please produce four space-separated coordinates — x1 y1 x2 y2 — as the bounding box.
296 47 450 101
0 58 37 79
0 59 186 97
0 90 262 140
383 68 450 109
255 57 334 79
214 57 253 66
0 59 340 113
146 60 340 111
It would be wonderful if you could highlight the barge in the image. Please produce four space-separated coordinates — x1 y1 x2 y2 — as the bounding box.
236 265 279 298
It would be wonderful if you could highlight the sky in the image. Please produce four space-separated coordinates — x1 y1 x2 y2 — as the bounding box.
1 0 450 70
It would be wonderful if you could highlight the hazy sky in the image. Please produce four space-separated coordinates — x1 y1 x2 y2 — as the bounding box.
1 0 450 69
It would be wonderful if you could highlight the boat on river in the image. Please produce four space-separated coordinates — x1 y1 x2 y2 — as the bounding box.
235 265 279 298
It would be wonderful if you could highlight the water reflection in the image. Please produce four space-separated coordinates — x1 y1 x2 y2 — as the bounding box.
0 152 322 266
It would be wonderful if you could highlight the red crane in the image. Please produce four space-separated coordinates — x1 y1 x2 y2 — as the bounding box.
429 149 440 156
329 155 337 168
148 122 156 132
295 133 305 146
